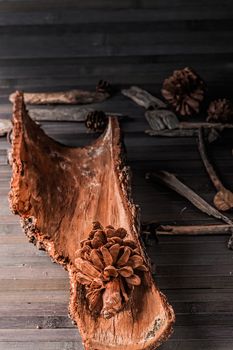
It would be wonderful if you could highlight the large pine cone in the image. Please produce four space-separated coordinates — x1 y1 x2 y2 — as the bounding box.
162 67 205 116
75 222 148 318
207 99 233 123
85 110 107 132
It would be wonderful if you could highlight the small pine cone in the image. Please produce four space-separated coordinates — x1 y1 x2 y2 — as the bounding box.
207 99 233 123
162 67 205 116
96 80 112 94
85 110 107 132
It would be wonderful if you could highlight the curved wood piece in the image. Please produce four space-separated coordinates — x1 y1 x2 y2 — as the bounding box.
9 92 174 350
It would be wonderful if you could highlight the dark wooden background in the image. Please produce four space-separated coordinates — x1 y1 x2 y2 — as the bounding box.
0 1 233 349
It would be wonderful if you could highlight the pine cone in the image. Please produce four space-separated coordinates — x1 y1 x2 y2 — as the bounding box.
96 80 112 94
85 110 107 132
207 99 233 123
162 67 205 116
75 223 148 318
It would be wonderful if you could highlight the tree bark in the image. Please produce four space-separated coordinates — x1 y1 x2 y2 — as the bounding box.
9 92 174 350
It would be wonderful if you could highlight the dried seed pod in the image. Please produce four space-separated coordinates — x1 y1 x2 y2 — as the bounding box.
90 278 104 289
162 67 205 116
123 239 137 248
136 264 148 272
108 236 122 245
207 99 233 123
76 272 92 285
75 258 100 279
128 255 144 269
91 237 104 249
117 246 131 267
126 274 141 286
92 221 103 230
104 265 118 278
90 249 104 271
86 288 103 312
94 230 107 244
85 110 107 132
115 227 127 239
119 277 129 302
100 246 113 266
102 279 122 319
214 190 233 211
109 243 121 264
118 266 134 278
105 228 116 238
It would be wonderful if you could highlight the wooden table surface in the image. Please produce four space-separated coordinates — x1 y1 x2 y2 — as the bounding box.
0 93 233 350
0 1 233 348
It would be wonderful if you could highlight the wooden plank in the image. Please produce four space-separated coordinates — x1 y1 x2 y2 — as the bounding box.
0 316 73 329
0 32 232 60
160 340 233 350
0 329 80 342
156 276 233 289
0 266 67 279
0 290 68 303
0 279 69 291
0 303 68 317
0 342 82 350
164 289 233 302
0 9 232 27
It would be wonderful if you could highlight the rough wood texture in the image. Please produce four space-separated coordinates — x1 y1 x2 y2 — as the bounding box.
9 92 174 350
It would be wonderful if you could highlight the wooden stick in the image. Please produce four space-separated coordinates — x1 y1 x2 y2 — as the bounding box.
146 127 221 143
197 127 224 192
121 86 166 109
9 90 110 105
147 171 233 225
0 119 12 136
145 129 198 137
197 127 233 211
157 224 233 235
180 122 233 130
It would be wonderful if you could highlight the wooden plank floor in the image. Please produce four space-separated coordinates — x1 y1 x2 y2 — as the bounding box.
0 94 233 349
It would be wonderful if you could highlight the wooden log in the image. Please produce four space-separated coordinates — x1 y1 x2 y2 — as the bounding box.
9 89 110 105
147 171 233 226
28 106 124 122
9 92 174 350
157 224 233 236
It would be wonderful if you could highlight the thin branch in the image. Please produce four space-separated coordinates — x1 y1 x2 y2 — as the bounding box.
147 171 233 225
157 224 233 235
180 122 233 130
197 127 225 192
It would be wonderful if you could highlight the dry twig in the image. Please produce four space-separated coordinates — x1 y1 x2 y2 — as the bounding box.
197 128 233 211
146 171 233 225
